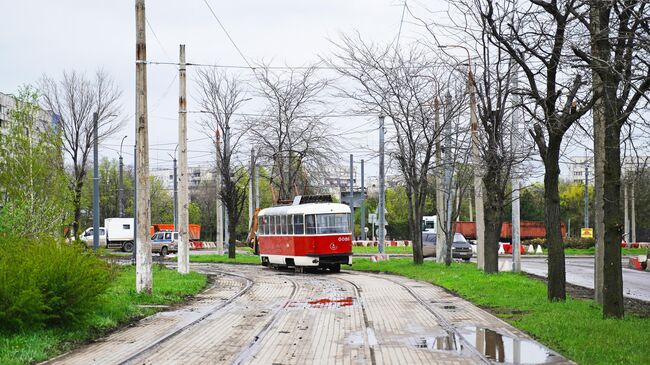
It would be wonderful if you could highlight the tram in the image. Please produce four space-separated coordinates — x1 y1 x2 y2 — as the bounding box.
257 197 353 272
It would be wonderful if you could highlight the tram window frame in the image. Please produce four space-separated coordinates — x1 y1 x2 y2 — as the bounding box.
288 215 294 235
275 215 282 235
293 214 304 234
280 215 287 234
269 215 275 235
305 214 316 234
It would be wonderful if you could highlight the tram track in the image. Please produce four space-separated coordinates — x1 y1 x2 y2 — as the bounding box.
333 276 379 365
340 270 492 365
117 267 254 365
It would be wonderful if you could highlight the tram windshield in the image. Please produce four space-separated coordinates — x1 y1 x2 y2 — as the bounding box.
310 213 350 234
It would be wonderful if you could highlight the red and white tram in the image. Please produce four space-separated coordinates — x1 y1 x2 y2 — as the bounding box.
257 201 353 272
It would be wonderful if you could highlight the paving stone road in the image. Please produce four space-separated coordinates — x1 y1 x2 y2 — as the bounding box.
45 264 574 365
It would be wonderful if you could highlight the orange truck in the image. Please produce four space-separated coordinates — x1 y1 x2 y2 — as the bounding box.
149 224 201 240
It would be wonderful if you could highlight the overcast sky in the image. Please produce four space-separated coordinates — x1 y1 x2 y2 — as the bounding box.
2 0 446 177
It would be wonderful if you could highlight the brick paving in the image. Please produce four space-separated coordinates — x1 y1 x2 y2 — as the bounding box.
44 264 574 365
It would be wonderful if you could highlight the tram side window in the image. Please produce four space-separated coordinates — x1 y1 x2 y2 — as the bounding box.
275 215 282 235
280 215 286 234
287 215 294 235
260 217 267 235
269 216 275 235
316 213 350 234
293 215 304 234
305 214 316 234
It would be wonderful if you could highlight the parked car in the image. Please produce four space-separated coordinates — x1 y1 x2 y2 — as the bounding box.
151 231 178 256
422 232 473 261
79 227 107 248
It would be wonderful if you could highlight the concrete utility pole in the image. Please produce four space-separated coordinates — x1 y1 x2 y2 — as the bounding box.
360 159 366 241
170 147 178 230
349 154 355 235
132 144 137 265
225 125 232 258
215 129 223 249
118 135 127 218
249 148 255 230
511 75 521 273
442 93 454 265
255 163 260 210
378 115 386 253
434 97 445 260
135 0 152 293
92 112 100 252
177 44 190 274
584 155 589 228
441 44 484 269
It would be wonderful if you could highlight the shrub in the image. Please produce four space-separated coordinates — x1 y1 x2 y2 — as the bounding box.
563 237 595 249
0 237 113 331
521 237 595 250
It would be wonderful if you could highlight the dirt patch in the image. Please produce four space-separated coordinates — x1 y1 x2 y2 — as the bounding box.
525 273 650 318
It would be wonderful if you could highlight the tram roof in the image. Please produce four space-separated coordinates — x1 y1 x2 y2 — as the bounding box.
258 203 351 216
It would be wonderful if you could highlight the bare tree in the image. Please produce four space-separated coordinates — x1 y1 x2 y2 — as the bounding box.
330 34 466 264
571 0 650 318
476 0 594 299
195 67 249 258
247 66 337 202
39 69 123 237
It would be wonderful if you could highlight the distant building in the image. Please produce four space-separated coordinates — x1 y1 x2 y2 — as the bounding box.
150 167 216 192
0 91 58 137
566 155 650 184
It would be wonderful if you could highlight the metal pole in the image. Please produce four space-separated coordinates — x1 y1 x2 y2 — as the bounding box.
92 112 100 252
511 74 521 272
631 178 636 243
584 157 589 228
135 0 152 293
624 177 629 243
177 44 189 274
378 115 386 253
349 154 355 236
361 159 366 241
249 148 255 230
119 135 127 218
172 153 178 230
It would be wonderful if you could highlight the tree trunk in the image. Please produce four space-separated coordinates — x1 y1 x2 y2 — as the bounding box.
409 186 424 265
544 140 566 301
483 175 502 273
228 210 237 258
72 181 84 237
602 118 624 318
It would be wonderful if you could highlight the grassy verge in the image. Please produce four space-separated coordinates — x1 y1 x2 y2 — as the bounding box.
0 265 207 365
351 258 649 365
190 254 261 264
352 246 413 254
564 247 647 256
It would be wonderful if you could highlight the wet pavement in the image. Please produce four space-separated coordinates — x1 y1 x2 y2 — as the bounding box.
44 264 574 365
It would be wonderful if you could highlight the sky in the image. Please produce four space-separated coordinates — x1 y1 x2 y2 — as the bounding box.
1 0 440 178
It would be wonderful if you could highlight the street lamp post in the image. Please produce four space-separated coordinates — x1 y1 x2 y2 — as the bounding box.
439 44 485 270
118 135 127 218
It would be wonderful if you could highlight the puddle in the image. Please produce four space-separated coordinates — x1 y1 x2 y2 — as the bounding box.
288 297 356 309
458 326 562 364
404 333 463 353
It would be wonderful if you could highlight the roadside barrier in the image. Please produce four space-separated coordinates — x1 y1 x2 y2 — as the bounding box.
370 254 390 262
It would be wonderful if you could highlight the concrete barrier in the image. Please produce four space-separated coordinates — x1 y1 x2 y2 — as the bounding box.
370 254 390 262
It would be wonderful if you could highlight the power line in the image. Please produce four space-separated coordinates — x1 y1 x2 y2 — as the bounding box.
201 0 255 71
143 60 447 71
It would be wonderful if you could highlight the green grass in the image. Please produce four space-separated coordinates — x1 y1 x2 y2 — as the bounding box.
352 246 413 254
564 247 647 256
190 254 261 264
0 265 207 365
351 258 649 365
